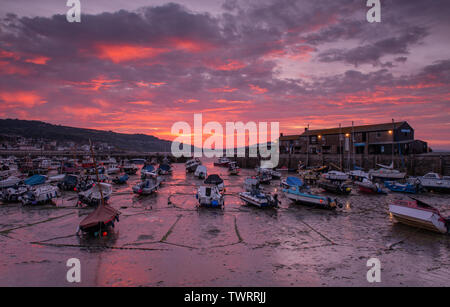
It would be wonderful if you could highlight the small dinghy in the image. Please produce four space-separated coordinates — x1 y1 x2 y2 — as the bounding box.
389 199 450 234
355 178 387 194
196 185 224 209
228 162 240 175
204 174 225 192
158 163 173 175
283 177 340 209
318 180 352 195
415 173 450 193
20 185 60 206
122 164 138 175
384 180 421 194
194 165 207 179
322 171 348 181
186 158 202 173
141 165 158 179
239 186 278 208
132 177 162 195
213 157 231 167
78 183 112 206
112 174 129 184
0 176 21 189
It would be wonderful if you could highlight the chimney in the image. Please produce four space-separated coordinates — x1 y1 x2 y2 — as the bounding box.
280 133 283 137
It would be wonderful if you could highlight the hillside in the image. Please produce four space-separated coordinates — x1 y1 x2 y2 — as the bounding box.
0 119 173 152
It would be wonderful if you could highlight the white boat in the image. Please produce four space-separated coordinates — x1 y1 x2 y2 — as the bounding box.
239 182 278 208
369 162 406 180
1 185 29 202
132 177 162 195
194 165 207 179
48 174 66 183
186 158 201 173
213 157 231 167
123 164 138 175
347 169 370 181
0 176 21 188
322 171 348 181
78 182 112 206
416 173 450 192
257 167 281 179
204 174 225 192
283 183 339 209
20 185 60 206
107 164 120 175
244 177 261 192
196 185 224 208
389 199 449 234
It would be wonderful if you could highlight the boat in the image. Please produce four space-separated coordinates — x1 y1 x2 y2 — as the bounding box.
347 169 370 181
0 176 21 189
194 165 207 179
196 185 224 209
62 162 79 174
415 173 450 192
318 181 352 195
213 157 231 167
228 162 240 175
369 162 406 180
257 167 281 179
322 171 348 181
257 172 272 184
186 158 201 173
283 181 340 210
384 180 422 194
1 185 29 202
112 174 129 184
78 203 120 237
20 185 60 206
158 163 173 175
78 182 113 206
244 177 261 192
47 174 66 183
275 166 296 173
130 158 146 165
122 164 138 175
132 177 162 195
204 174 225 192
106 164 120 175
239 184 278 208
355 178 386 194
280 176 304 189
57 174 79 191
24 174 47 186
389 199 449 234
141 164 158 179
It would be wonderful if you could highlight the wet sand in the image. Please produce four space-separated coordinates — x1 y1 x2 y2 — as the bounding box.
0 159 449 286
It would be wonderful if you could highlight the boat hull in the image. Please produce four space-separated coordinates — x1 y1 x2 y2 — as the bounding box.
389 204 448 234
284 191 336 209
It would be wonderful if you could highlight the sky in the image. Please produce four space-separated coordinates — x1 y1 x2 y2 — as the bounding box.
0 0 449 149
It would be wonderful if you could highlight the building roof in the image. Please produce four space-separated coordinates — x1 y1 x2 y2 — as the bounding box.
279 135 302 141
301 121 408 136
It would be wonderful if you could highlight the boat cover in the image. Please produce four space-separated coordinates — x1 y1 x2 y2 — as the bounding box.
79 204 120 230
24 175 46 186
159 164 171 171
286 177 303 187
204 174 224 184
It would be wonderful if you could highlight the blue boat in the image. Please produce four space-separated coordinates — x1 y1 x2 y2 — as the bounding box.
384 181 421 194
112 174 129 184
158 163 172 175
282 177 340 210
24 174 46 186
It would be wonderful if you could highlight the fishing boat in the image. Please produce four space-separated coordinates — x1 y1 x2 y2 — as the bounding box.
228 162 240 175
141 164 158 179
204 174 225 192
347 169 370 182
415 173 450 192
257 171 272 184
78 182 113 206
132 177 162 195
20 185 60 206
122 164 138 175
112 174 129 184
196 185 224 209
78 142 121 237
280 176 304 189
318 181 352 195
186 158 201 173
355 178 386 194
257 167 281 179
158 163 173 175
283 180 339 210
213 157 231 167
322 171 348 181
384 180 422 194
57 174 79 191
239 185 278 208
194 165 207 179
389 199 449 234
0 176 21 189
369 162 406 180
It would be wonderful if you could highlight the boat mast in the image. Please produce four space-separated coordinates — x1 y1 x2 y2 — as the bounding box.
89 139 105 207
